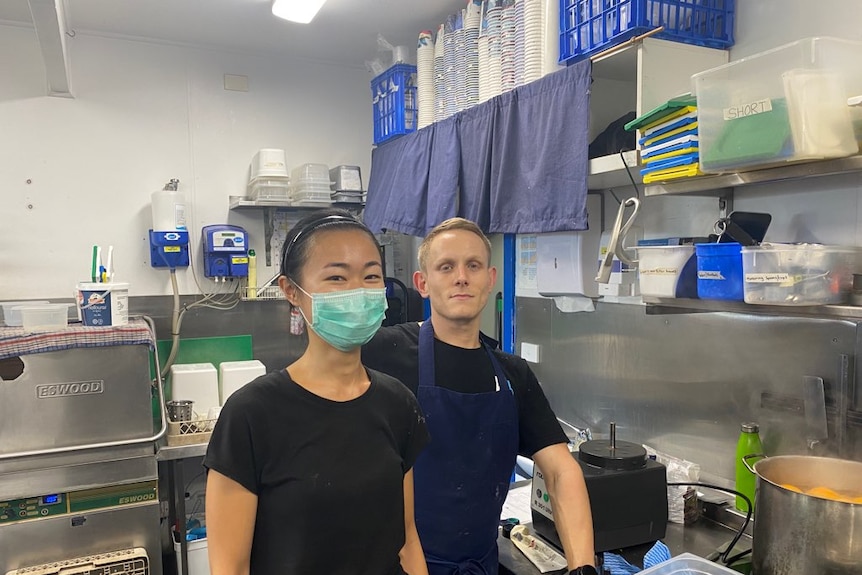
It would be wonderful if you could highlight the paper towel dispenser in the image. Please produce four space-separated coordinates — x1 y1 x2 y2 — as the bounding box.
537 194 602 297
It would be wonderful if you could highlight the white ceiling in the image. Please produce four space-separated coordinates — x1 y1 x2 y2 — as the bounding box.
0 0 465 68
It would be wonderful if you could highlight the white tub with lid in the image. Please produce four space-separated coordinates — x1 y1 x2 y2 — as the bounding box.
636 245 696 298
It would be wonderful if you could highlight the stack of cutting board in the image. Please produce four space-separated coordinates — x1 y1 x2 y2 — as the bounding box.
626 94 701 184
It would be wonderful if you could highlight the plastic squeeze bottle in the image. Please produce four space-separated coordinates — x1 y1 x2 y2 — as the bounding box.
735 422 763 511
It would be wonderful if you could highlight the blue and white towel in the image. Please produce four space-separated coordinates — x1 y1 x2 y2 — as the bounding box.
602 541 672 575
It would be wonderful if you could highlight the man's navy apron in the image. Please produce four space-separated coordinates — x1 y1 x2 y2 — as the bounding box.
413 320 519 575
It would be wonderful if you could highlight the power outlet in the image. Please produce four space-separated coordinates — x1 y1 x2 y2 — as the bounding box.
520 342 541 363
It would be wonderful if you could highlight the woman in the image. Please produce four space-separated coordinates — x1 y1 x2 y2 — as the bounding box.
204 209 429 575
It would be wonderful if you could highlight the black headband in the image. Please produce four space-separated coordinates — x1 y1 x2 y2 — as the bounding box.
280 214 360 276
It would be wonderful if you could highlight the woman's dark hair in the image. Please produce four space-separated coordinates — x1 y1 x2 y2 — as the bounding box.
279 208 381 283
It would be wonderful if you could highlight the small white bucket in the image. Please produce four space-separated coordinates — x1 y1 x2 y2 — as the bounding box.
76 282 129 326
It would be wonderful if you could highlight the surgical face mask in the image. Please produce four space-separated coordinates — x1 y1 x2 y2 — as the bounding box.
294 285 388 352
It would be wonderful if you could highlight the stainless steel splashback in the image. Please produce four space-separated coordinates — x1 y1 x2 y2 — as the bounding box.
515 299 862 482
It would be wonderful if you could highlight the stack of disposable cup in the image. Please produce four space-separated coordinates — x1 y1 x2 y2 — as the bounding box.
523 0 543 84
453 11 466 113
486 0 503 99
434 23 446 122
417 30 436 129
513 0 525 87
443 15 458 119
463 1 482 110
478 29 490 103
499 0 516 93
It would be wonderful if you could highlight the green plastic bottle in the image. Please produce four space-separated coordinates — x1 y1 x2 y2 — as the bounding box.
735 422 763 512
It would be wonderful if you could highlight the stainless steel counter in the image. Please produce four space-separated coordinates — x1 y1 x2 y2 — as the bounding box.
498 515 751 575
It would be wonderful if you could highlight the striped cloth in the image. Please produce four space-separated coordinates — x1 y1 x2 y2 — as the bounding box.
0 317 155 360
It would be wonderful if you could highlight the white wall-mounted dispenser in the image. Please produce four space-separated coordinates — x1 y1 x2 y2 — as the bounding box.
536 194 602 297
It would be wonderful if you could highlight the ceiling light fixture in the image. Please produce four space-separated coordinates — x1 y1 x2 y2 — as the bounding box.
271 0 327 24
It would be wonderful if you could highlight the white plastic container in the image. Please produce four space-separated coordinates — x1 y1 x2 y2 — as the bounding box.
174 538 210 575
636 245 696 298
151 186 187 232
291 163 332 187
741 244 858 305
638 553 737 575
219 360 266 405
76 282 129 327
17 304 71 332
1 300 49 326
170 363 220 417
330 165 363 191
290 183 334 205
250 148 288 180
694 37 862 173
248 176 290 200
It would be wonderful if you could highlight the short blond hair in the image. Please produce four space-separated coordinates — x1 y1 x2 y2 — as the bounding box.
418 218 492 271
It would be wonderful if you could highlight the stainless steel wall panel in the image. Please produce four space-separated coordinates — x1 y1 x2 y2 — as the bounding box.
516 298 860 482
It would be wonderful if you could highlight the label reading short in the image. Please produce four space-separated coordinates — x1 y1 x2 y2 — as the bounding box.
724 99 773 121
745 273 791 284
641 268 678 276
698 271 725 280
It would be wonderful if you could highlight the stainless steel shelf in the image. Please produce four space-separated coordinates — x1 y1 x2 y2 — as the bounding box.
156 442 208 461
588 150 642 190
229 196 365 210
643 296 862 320
644 155 862 197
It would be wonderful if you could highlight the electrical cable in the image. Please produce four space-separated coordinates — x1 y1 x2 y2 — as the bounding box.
667 482 752 566
619 149 641 200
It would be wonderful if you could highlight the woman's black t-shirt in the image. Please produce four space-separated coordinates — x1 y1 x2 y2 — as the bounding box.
204 368 429 575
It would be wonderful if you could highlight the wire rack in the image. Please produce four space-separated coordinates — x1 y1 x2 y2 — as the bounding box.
166 418 217 446
240 286 285 301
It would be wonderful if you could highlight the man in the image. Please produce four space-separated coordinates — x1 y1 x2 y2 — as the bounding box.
363 218 596 575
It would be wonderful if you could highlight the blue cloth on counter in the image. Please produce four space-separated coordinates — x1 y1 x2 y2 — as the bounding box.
602 541 672 575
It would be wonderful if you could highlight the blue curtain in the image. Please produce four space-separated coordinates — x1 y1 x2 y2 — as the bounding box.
489 60 591 233
365 119 458 236
365 59 591 235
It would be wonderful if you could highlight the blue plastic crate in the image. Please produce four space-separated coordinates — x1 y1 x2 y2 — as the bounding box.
560 0 734 63
371 64 417 145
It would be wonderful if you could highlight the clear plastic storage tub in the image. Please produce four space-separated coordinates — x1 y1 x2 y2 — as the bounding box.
694 37 862 173
248 177 290 200
741 244 858 305
636 245 697 298
638 553 738 575
330 165 363 191
1 300 49 326
291 163 331 187
17 303 71 331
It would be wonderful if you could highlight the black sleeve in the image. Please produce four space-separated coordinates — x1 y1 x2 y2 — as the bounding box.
503 355 569 457
362 324 421 395
203 386 264 495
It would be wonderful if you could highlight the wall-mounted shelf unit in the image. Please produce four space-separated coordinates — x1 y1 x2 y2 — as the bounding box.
644 155 862 197
643 296 862 321
587 38 727 193
229 196 364 210
588 150 641 190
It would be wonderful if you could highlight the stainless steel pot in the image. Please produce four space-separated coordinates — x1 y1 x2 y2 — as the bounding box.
745 455 862 575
